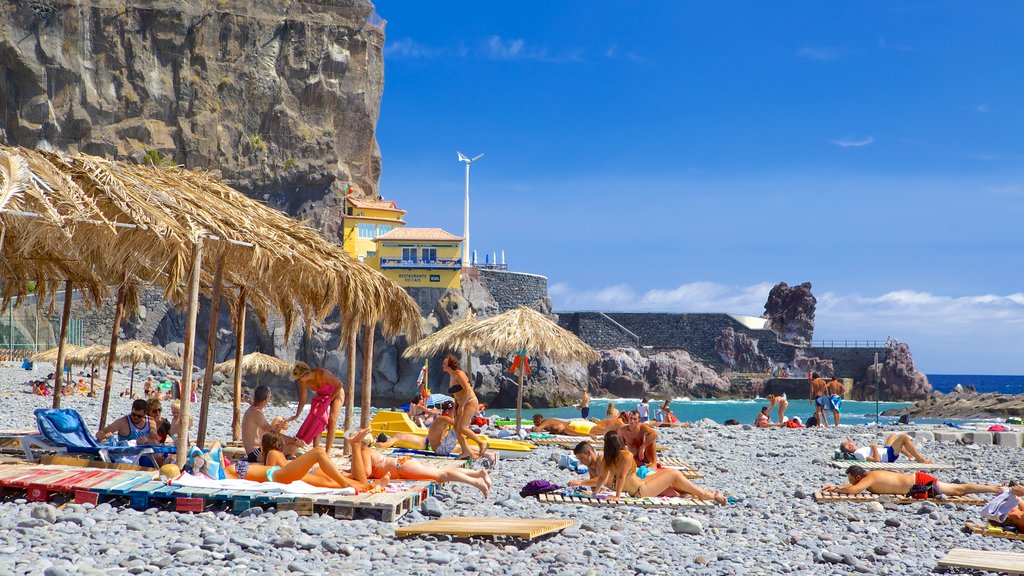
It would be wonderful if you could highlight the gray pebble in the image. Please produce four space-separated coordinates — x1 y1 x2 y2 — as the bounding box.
30 504 58 524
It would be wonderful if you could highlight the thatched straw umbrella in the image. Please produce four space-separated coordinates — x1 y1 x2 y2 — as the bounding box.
84 340 183 397
212 351 292 440
404 306 599 433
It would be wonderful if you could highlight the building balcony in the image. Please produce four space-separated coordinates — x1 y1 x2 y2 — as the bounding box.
379 258 463 270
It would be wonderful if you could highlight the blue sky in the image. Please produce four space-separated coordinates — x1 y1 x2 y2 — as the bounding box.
373 1 1024 375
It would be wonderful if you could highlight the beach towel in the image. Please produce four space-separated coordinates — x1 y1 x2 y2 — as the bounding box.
170 472 356 495
982 490 1020 524
520 480 561 497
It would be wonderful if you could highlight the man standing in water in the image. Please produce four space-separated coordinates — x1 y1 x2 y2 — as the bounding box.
808 372 829 427
827 375 845 426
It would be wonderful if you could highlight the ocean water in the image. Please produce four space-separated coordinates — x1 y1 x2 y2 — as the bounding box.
489 374 1024 426
927 374 1024 395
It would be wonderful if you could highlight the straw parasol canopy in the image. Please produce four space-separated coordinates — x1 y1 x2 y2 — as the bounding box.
403 306 599 432
31 344 83 364
212 351 291 388
83 340 183 396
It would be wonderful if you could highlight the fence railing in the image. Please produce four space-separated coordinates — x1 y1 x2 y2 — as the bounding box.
811 340 886 349
379 258 462 270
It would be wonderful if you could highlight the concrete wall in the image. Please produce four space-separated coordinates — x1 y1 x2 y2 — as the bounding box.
805 347 890 379
558 312 640 350
478 270 549 312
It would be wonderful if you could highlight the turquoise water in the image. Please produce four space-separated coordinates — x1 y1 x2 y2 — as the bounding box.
490 398 913 426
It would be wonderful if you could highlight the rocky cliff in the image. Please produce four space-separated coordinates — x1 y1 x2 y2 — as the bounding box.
882 389 1024 420
714 327 770 373
589 348 731 399
853 342 932 401
763 282 815 345
0 0 385 240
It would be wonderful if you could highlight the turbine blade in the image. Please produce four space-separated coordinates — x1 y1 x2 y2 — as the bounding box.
472 153 485 161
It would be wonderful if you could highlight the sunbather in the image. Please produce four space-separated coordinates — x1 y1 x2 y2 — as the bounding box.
588 412 625 438
594 431 727 504
838 433 932 463
97 399 160 443
531 415 590 437
1004 486 1024 530
376 401 497 464
242 385 302 462
216 432 377 492
349 428 491 497
823 465 1003 498
566 441 604 488
619 410 658 466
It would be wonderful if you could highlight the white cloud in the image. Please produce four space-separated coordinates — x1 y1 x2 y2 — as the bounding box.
551 282 1024 373
796 46 841 61
830 135 875 148
384 38 447 59
486 36 526 59
484 36 584 63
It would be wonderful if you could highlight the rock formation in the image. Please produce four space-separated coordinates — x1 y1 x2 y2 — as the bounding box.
763 282 815 345
853 343 932 401
714 327 770 373
0 0 385 240
589 348 731 399
882 389 1024 420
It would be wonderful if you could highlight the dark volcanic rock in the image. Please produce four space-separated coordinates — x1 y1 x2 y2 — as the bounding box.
882 390 1024 419
715 327 770 372
763 282 816 345
590 348 730 399
854 343 931 401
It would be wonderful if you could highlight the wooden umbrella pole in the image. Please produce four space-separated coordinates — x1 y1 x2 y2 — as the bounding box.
175 240 204 467
359 323 375 429
51 280 74 410
98 282 126 430
230 287 247 442
515 361 526 435
196 250 225 448
129 364 135 397
342 329 356 454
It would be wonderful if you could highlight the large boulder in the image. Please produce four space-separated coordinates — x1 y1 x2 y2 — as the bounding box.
715 327 770 372
853 343 932 401
763 282 816 345
590 348 730 399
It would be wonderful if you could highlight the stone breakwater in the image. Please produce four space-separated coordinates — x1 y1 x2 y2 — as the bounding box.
1 367 1022 575
883 390 1024 420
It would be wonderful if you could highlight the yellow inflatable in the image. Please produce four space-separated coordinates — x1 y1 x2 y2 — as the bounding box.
348 410 536 453
568 419 596 434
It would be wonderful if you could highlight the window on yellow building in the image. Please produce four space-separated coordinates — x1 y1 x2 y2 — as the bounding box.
402 247 417 262
358 224 375 238
422 248 437 263
378 225 393 236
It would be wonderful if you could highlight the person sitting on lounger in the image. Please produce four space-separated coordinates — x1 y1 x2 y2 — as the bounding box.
216 432 378 492
619 411 658 466
592 431 727 504
531 414 590 437
822 465 1003 498
349 428 492 497
376 401 497 464
98 399 160 444
838 433 932 464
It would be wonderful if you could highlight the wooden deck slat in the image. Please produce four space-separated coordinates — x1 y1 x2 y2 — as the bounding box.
538 492 714 508
937 548 1024 575
828 460 954 471
964 520 1024 541
814 491 986 505
396 517 573 540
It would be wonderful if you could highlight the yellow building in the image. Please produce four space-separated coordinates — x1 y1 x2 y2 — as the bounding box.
341 197 407 261
371 228 463 289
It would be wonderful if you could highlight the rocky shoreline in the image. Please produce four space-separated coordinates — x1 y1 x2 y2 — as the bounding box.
882 389 1024 420
1 365 1022 575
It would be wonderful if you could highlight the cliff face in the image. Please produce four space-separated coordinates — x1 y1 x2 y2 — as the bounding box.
0 0 384 239
763 282 816 345
854 342 932 401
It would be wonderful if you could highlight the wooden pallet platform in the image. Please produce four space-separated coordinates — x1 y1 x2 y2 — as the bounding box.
937 548 1024 575
965 520 1024 541
396 517 574 540
814 491 986 505
828 460 954 471
538 492 714 508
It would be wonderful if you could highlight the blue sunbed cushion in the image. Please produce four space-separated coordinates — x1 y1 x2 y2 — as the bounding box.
48 410 81 434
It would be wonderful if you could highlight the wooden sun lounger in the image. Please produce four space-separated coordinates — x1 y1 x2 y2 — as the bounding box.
813 491 986 505
964 520 1024 541
396 517 574 540
828 460 954 471
937 548 1024 575
538 492 714 508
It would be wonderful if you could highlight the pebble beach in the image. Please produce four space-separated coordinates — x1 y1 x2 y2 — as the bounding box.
1 364 1022 576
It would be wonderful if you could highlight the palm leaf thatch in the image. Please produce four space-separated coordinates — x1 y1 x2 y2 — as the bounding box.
212 351 291 377
31 344 83 364
404 306 598 364
83 340 183 370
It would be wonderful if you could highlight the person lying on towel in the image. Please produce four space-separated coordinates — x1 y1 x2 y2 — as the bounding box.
375 401 497 465
532 415 591 437
838 433 932 463
823 465 1003 499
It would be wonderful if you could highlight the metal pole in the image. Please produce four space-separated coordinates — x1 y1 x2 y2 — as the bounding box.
874 352 879 425
464 160 470 267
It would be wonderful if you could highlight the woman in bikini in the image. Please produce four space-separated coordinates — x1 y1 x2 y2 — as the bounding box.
596 430 728 504
349 428 491 497
288 361 344 454
215 432 380 492
441 354 488 459
766 393 789 424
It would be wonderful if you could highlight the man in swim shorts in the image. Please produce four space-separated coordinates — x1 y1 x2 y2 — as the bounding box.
826 375 845 426
838 433 932 463
822 465 1002 498
618 410 658 466
808 372 829 427
241 385 302 462
531 415 590 437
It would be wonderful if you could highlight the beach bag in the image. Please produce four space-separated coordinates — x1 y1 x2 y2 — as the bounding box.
724 419 740 426
988 425 1007 432
556 454 580 472
981 489 1019 523
785 419 802 428
520 480 561 498
906 481 937 500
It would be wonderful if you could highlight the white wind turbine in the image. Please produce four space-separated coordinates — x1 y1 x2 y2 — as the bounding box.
457 151 484 267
